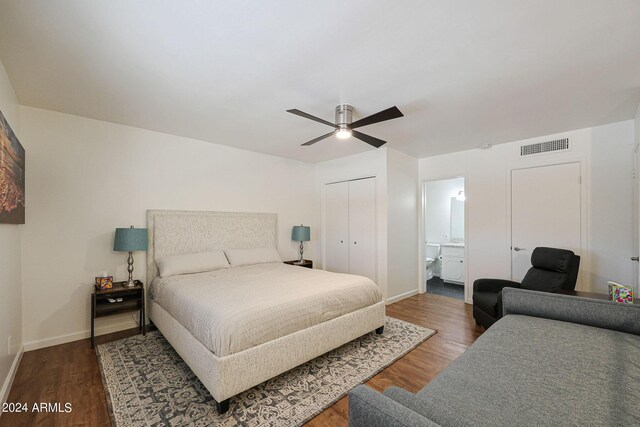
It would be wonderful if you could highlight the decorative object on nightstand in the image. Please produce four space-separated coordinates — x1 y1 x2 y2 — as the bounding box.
291 224 310 264
94 272 114 290
91 280 145 348
284 259 313 269
608 281 634 304
113 225 148 287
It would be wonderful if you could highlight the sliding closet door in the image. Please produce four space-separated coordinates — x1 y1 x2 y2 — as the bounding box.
348 178 376 281
324 181 350 273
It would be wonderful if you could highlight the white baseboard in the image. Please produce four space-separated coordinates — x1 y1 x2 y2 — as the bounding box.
23 319 138 351
0 344 24 407
386 289 419 305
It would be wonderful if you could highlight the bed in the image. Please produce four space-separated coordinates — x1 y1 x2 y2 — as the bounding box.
146 210 386 413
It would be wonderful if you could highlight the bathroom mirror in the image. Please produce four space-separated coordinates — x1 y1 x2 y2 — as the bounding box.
450 197 464 241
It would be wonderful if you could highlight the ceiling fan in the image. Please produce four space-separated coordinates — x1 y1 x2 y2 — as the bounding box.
287 104 404 148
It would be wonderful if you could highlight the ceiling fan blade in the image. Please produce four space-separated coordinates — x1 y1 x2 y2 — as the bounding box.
352 130 387 148
287 109 337 128
350 106 403 129
301 131 335 146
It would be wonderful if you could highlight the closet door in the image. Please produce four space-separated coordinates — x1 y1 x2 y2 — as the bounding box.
348 178 376 281
324 181 350 273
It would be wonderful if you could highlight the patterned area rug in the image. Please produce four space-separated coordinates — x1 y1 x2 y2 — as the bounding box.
96 317 436 427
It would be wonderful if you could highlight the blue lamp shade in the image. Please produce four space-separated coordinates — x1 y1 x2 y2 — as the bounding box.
113 227 148 252
291 225 311 242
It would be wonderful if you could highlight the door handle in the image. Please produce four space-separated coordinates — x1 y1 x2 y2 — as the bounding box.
632 256 639 262
513 247 526 252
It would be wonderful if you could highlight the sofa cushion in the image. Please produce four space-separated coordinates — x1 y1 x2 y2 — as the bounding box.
502 287 640 336
414 315 640 427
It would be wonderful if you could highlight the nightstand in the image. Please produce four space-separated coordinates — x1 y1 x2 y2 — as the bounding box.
284 259 313 269
91 280 145 348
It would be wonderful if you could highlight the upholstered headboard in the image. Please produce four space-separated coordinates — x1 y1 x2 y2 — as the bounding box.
146 210 277 285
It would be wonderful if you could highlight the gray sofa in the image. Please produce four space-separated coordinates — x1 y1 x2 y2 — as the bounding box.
349 288 640 427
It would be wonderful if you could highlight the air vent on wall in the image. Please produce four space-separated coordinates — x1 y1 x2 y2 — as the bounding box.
520 138 569 156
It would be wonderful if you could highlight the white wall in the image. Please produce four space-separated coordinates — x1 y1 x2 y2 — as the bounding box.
636 100 640 147
11 100 636 353
419 120 635 295
315 147 420 302
0 59 22 404
589 123 636 290
387 148 419 302
636 100 640 145
19 106 319 350
424 177 464 244
315 149 389 299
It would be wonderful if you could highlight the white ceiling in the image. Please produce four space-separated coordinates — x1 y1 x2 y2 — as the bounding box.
0 1 639 163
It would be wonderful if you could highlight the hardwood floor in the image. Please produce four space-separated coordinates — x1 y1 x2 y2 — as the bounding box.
307 292 483 426
0 293 483 426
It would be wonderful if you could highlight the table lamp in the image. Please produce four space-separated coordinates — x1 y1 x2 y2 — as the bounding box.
113 225 148 287
291 225 310 264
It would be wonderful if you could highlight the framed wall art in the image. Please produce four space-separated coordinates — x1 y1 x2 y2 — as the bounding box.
0 108 25 224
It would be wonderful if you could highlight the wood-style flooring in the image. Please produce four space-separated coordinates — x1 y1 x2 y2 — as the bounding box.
0 293 483 427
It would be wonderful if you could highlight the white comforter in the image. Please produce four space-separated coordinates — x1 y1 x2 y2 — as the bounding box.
149 263 382 357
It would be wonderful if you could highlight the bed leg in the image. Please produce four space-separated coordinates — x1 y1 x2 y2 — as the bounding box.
375 326 384 334
216 398 230 414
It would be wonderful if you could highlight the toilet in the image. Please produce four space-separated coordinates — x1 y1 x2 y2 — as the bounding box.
425 243 441 280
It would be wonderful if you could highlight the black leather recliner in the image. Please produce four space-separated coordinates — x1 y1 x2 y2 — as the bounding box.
473 247 580 329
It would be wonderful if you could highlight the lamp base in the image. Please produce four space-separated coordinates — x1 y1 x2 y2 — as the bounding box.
125 251 136 287
299 241 304 263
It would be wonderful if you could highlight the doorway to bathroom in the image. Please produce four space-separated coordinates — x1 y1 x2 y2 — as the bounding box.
423 177 466 300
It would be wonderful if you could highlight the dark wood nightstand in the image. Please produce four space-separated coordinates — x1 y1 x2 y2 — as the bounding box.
91 280 145 348
284 259 313 269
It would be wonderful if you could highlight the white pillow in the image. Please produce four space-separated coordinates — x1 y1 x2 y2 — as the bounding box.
225 247 282 268
157 250 230 278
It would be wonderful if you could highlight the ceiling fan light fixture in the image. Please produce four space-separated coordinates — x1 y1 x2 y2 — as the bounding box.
336 128 352 139
288 104 403 148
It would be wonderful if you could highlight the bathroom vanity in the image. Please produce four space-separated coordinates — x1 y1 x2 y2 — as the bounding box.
441 243 464 284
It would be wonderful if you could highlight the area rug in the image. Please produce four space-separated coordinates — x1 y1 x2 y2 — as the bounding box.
96 317 436 427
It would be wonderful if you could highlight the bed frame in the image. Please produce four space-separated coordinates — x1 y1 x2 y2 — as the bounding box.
146 210 386 413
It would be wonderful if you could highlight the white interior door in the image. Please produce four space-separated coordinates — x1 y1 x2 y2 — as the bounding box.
511 162 581 282
348 178 376 281
324 181 349 273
